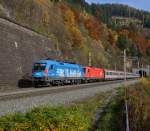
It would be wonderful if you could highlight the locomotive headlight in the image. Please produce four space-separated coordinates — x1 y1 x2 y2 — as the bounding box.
44 69 48 74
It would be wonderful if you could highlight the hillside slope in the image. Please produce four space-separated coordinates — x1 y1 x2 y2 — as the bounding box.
0 0 149 68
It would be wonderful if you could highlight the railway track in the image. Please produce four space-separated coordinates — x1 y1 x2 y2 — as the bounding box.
0 79 139 116
0 79 138 101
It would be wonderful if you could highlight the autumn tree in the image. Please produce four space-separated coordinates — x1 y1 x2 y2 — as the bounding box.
108 29 118 46
83 15 103 40
62 5 84 47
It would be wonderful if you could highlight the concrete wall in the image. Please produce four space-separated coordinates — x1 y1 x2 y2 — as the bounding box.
0 18 54 87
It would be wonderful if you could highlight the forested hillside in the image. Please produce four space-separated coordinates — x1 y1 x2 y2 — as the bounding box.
0 0 149 69
67 0 150 28
92 4 150 28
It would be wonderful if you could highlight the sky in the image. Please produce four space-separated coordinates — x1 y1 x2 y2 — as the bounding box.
85 0 150 12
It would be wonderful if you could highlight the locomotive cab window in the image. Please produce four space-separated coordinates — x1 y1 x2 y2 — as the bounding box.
34 63 46 71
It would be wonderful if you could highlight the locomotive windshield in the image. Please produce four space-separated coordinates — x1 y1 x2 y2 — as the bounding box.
33 63 46 71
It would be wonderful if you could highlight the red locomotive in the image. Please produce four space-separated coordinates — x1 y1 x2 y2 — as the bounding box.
83 66 104 81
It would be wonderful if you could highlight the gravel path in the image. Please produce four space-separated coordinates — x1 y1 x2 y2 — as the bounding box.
0 80 137 116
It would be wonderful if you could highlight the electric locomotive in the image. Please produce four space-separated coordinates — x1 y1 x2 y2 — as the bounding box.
32 59 84 87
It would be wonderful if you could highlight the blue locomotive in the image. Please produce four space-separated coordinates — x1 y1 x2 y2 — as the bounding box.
32 59 84 87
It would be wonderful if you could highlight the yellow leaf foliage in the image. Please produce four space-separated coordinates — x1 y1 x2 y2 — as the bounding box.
69 26 85 47
62 6 84 47
63 8 75 26
33 0 52 8
108 29 118 46
42 10 49 26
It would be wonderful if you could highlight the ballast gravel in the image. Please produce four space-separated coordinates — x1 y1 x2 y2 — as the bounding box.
0 80 137 116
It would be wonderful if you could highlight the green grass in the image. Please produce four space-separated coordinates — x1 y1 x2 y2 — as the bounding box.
0 92 112 131
96 89 124 131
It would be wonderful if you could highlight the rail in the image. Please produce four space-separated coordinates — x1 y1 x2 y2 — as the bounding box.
0 80 138 101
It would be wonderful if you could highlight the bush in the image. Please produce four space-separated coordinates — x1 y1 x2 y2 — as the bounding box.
0 92 111 130
128 77 150 131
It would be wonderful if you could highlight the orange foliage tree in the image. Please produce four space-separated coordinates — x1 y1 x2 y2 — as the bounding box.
60 4 84 47
83 16 102 40
129 31 149 55
117 29 149 56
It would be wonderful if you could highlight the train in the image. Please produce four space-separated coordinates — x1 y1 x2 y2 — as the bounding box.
32 59 140 87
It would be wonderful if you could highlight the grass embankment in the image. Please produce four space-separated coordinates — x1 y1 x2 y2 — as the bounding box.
0 91 112 131
96 89 125 131
128 77 150 131
96 77 150 131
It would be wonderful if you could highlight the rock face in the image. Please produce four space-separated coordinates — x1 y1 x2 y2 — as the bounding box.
0 18 54 87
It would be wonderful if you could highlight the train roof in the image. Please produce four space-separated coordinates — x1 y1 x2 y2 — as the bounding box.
104 69 123 72
84 66 103 70
104 69 139 74
34 59 82 68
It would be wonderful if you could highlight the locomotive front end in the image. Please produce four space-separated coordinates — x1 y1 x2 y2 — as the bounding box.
32 62 48 87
